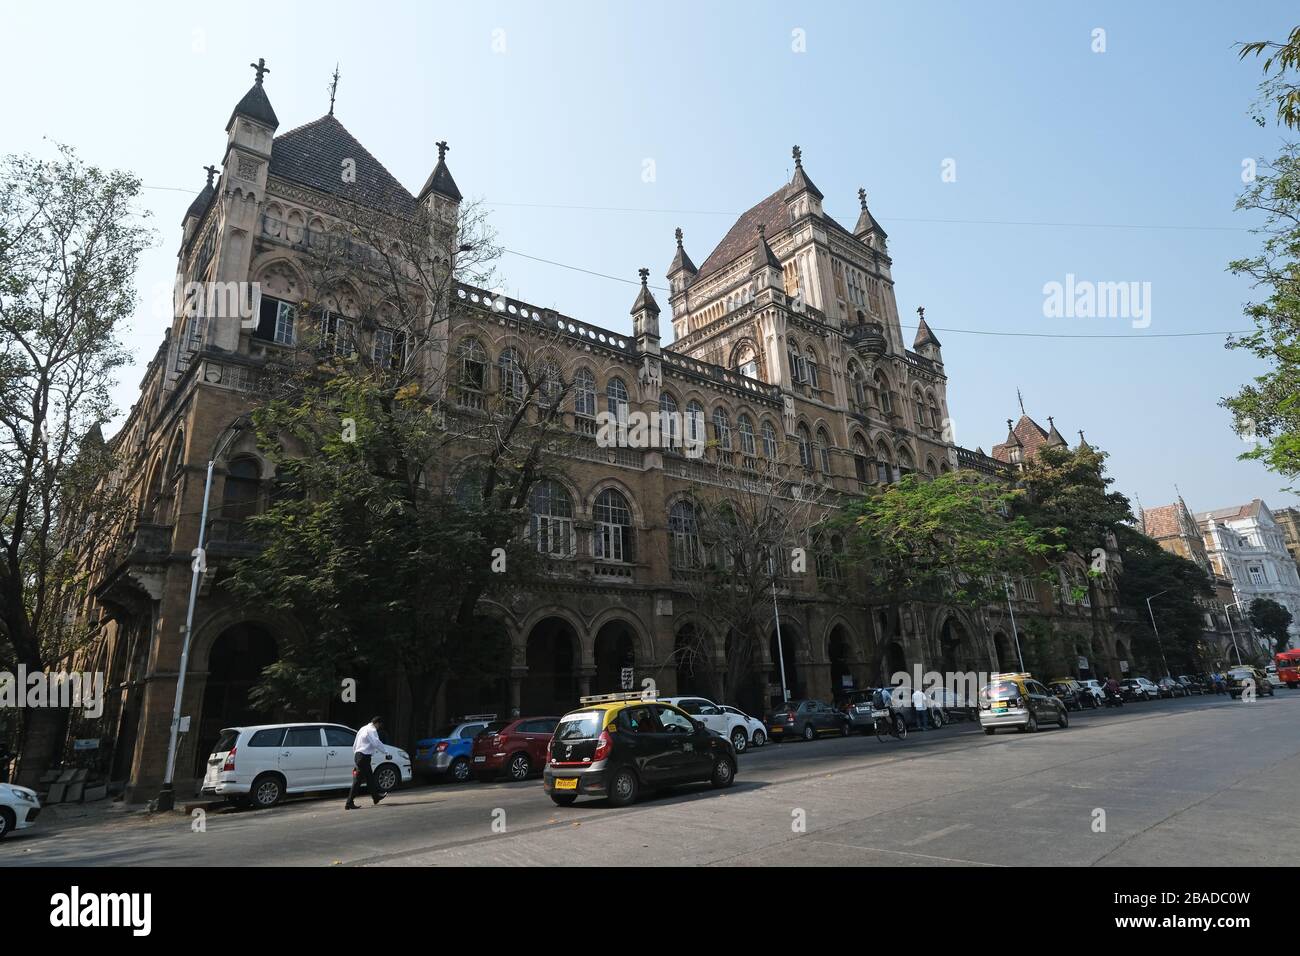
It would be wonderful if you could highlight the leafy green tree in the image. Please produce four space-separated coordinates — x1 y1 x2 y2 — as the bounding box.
838 471 1059 683
1113 525 1215 673
0 147 151 786
1013 443 1133 663
1224 30 1300 485
1248 596 1294 654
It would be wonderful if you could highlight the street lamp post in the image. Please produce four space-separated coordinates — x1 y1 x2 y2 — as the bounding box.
1222 601 1245 666
768 553 789 704
1145 590 1173 679
1004 578 1026 673
156 416 248 812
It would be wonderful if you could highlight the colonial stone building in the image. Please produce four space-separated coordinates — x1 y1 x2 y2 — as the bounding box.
66 62 1141 801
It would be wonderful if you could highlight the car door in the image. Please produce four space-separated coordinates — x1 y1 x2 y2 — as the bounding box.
323 726 357 787
616 704 670 784
521 719 558 768
279 725 327 791
656 705 711 781
691 699 730 736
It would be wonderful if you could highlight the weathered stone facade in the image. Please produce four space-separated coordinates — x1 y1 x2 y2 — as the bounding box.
66 63 1143 802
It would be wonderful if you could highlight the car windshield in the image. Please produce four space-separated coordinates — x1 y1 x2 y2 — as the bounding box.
555 711 605 741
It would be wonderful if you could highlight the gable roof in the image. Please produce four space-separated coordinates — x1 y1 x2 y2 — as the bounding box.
695 185 856 281
269 115 416 216
990 414 1054 463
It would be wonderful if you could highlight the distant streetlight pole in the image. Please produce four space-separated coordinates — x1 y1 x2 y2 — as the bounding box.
768 552 789 703
1223 601 1248 665
1004 578 1026 673
1145 590 1173 679
156 415 249 812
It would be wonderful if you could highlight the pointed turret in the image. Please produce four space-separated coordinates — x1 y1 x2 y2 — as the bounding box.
1044 416 1067 448
751 223 782 293
666 227 698 287
630 267 661 357
787 144 823 200
1077 429 1092 451
418 139 463 203
226 57 279 132
784 145 825 226
183 165 218 226
854 187 888 240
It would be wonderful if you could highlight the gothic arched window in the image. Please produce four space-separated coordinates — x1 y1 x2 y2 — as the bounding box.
593 488 634 563
668 500 701 569
529 479 574 556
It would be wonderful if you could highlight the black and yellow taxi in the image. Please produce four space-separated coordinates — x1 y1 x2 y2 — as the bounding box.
978 672 1069 734
542 694 738 807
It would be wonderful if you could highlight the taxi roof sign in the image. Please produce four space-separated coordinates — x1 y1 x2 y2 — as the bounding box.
578 692 652 705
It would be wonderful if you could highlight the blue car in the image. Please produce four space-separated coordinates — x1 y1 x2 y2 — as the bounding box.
414 715 496 782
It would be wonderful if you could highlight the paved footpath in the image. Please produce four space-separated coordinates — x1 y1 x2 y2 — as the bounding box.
2 693 1296 866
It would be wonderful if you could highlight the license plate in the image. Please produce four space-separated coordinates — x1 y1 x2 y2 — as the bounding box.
554 777 578 791
871 708 889 718
770 726 783 733
992 703 1007 711
473 756 486 763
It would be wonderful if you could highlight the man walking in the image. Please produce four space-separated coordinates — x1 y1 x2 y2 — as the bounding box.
911 686 928 731
345 715 389 810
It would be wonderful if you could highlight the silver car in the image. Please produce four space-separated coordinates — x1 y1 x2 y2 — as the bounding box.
979 675 1069 734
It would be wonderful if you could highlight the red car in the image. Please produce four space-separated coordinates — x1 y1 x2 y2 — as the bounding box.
471 716 560 781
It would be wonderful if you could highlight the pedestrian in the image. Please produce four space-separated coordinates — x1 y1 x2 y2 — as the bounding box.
345 715 389 810
911 686 927 731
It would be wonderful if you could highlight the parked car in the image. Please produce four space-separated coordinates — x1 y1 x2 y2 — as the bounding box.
978 673 1069 734
0 781 41 840
1176 675 1205 695
1121 677 1159 701
414 714 496 782
471 716 559 782
840 689 885 733
1047 679 1086 711
1077 679 1108 706
200 723 412 809
719 705 767 749
1264 664 1283 688
1226 666 1276 699
542 694 736 807
765 698 852 741
661 696 756 752
1156 676 1187 699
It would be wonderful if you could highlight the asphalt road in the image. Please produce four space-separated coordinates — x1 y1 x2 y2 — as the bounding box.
4 691 1297 866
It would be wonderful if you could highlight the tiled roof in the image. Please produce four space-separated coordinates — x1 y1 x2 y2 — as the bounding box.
694 185 855 280
1197 500 1263 523
269 115 417 216
990 415 1052 463
1140 504 1182 540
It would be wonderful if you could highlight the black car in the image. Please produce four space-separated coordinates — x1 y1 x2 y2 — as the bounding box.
765 698 852 741
542 697 737 807
1048 680 1086 711
838 689 878 733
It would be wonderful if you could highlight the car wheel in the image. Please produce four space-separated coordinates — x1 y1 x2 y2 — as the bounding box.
1023 715 1038 733
449 757 472 783
802 723 816 741
549 793 577 807
752 729 767 748
507 752 532 781
840 722 851 737
730 727 748 753
374 762 400 793
710 755 736 789
0 807 13 840
250 773 285 809
983 727 996 735
607 766 640 807
1058 708 1069 728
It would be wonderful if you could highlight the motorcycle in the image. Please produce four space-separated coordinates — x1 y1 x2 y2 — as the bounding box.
1104 687 1124 708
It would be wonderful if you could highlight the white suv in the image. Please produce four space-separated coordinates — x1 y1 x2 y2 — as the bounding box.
201 723 412 809
660 696 761 752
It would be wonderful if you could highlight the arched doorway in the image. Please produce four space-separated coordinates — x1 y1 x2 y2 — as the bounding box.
194 623 278 776
939 616 968 674
593 620 636 695
444 616 512 723
883 640 907 683
828 626 853 697
674 624 711 698
992 632 1014 672
523 618 579 715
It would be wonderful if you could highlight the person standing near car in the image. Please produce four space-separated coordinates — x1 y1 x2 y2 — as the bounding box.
911 686 928 731
345 716 389 810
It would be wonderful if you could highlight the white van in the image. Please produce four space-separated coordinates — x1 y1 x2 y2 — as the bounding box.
201 723 412 809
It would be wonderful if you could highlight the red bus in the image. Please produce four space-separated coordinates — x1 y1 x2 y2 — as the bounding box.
1275 649 1300 689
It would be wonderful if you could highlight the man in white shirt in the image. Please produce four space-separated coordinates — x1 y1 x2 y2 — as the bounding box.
910 687 928 732
345 716 389 810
